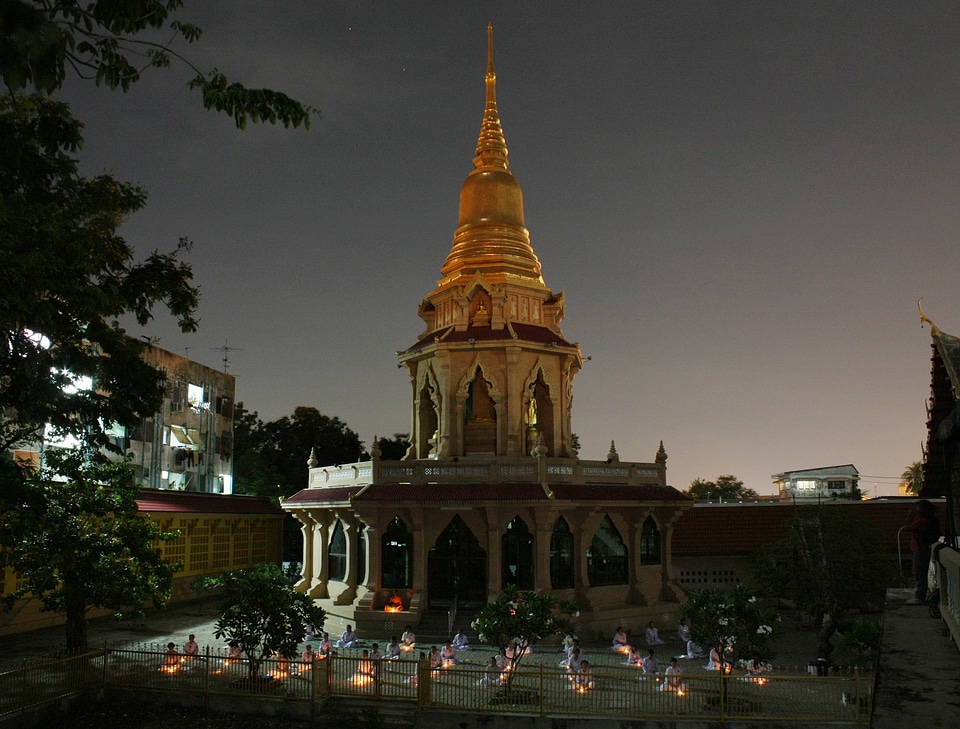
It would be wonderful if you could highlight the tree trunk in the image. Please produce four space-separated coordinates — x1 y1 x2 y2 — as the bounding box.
65 594 88 655
816 613 836 663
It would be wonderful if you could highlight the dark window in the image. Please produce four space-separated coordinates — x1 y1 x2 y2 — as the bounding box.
501 516 534 589
329 520 346 582
381 516 412 588
550 517 574 589
640 516 661 565
356 529 366 585
587 515 627 586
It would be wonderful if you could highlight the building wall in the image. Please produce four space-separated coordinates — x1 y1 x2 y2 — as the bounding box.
0 502 282 636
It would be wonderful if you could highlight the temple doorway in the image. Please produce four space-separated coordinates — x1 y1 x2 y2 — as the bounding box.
427 515 487 608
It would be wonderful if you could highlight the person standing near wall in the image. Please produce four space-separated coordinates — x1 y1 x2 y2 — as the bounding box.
907 500 941 603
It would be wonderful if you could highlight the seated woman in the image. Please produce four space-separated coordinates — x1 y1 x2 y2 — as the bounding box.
627 645 643 666
357 649 376 678
660 658 686 692
440 641 457 666
645 621 665 647
704 646 723 671
612 626 629 650
453 628 470 650
318 632 333 657
641 648 659 674
573 660 595 690
336 625 358 649
401 625 417 650
479 656 501 687
747 655 768 676
563 647 583 673
677 617 691 644
685 639 704 659
386 636 401 659
496 647 510 672
428 646 442 670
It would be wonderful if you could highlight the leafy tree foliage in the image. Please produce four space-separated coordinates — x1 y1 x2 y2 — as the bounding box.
680 585 779 671
200 563 326 680
0 93 199 454
376 432 411 461
0 448 179 654
471 584 578 687
1 0 316 129
752 505 896 662
901 461 924 495
686 474 758 501
233 405 364 500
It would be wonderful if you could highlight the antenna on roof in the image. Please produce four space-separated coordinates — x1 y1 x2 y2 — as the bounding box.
211 340 243 372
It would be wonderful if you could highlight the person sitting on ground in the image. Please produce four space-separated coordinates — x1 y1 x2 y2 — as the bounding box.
661 657 685 692
563 646 583 673
318 632 333 657
612 626 629 649
497 647 510 672
370 642 383 661
358 649 376 678
183 634 199 658
704 646 723 671
747 654 767 676
645 620 665 647
429 646 442 670
642 648 659 674
627 645 643 666
304 624 315 641
164 642 180 668
227 640 242 660
440 640 457 666
386 636 401 659
677 617 691 643
302 645 316 665
337 624 358 649
480 655 501 687
401 625 416 646
685 639 704 659
453 628 470 650
574 660 594 690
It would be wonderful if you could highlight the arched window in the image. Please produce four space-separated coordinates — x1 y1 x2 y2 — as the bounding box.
587 515 627 586
550 517 574 589
381 516 413 588
640 516 661 565
501 516 534 589
328 520 346 582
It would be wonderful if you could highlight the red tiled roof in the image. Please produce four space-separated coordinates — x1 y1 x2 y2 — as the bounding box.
405 324 574 353
136 489 283 515
282 482 687 507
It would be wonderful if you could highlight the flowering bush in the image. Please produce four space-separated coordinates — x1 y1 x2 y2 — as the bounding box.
680 585 780 670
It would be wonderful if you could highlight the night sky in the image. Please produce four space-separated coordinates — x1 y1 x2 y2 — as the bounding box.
58 2 960 496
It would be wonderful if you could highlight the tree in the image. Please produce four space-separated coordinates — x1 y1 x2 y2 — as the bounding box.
901 461 924 495
686 474 758 501
0 93 199 454
680 585 779 673
0 448 179 654
376 433 411 461
752 505 896 663
1 0 316 129
201 563 326 681
471 584 578 692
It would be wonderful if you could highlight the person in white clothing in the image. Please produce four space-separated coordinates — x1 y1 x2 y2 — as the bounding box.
337 625 358 649
612 626 629 650
645 621 665 646
453 628 470 650
440 641 457 666
677 618 691 643
661 658 686 692
642 648 659 674
386 636 401 659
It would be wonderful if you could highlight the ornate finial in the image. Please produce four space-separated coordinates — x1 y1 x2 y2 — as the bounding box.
606 440 619 463
371 435 381 461
473 23 509 170
307 447 318 469
918 297 939 335
656 440 668 465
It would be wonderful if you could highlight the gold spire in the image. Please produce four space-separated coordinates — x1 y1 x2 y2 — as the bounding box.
473 23 509 171
439 24 544 286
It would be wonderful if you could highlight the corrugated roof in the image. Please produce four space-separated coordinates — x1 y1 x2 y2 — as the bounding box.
136 489 283 515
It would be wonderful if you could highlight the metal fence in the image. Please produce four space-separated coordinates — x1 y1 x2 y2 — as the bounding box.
0 649 872 724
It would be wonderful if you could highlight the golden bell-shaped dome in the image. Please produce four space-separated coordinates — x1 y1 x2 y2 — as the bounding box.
440 25 544 285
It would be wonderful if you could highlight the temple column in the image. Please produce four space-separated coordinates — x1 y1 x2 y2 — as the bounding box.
486 511 501 600
295 510 314 593
308 513 330 599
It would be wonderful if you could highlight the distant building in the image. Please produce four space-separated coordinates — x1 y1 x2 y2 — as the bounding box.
771 465 860 501
12 344 236 493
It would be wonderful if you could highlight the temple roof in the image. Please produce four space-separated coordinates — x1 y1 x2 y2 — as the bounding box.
136 489 283 515
283 482 688 507
405 322 575 353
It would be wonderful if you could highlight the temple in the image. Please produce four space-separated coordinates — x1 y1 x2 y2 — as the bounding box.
282 26 692 640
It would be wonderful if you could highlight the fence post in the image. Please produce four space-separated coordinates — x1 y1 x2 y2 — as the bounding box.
203 646 211 705
719 671 726 721
539 665 545 717
855 668 861 723
102 643 109 688
19 659 27 713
